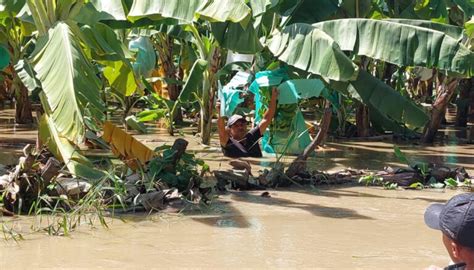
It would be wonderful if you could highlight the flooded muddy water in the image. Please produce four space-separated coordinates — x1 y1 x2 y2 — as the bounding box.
0 187 460 269
0 109 473 268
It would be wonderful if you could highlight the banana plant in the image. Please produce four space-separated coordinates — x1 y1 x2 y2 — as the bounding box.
11 0 141 179
127 0 254 144
0 0 34 124
268 18 473 143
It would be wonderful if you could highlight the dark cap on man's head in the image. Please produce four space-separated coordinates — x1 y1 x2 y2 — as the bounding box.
424 193 474 249
227 114 247 128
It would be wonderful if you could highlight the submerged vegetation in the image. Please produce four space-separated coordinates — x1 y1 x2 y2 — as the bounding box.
0 0 473 238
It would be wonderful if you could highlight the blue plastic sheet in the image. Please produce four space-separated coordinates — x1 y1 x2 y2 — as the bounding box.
218 86 244 117
129 37 156 77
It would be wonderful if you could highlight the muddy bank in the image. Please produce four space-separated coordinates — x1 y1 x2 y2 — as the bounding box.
0 186 458 269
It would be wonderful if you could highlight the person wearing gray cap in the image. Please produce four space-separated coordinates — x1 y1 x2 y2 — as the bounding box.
424 193 474 270
217 87 278 158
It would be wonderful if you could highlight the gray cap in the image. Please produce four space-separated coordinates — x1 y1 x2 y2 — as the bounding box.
226 114 246 128
424 193 474 248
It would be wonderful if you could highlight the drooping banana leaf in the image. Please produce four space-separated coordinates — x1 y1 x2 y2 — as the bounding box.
80 23 139 97
72 0 127 25
30 22 105 143
127 0 251 24
14 59 40 91
385 18 464 40
176 59 208 103
368 104 417 135
349 70 429 128
85 0 127 20
103 60 137 97
277 79 327 104
280 0 339 25
39 114 105 180
339 0 373 18
80 23 132 62
267 23 358 81
312 19 474 77
128 0 205 23
250 0 279 17
102 121 155 166
211 21 264 54
197 0 251 23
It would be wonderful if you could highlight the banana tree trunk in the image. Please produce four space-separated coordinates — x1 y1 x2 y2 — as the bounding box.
154 34 182 124
356 104 370 137
12 73 33 124
200 48 221 145
422 78 459 143
455 79 472 127
200 71 212 145
286 102 332 178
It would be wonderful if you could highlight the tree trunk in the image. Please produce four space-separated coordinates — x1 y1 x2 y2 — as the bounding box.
200 47 221 145
455 79 472 127
356 104 370 137
286 102 332 178
422 78 459 143
154 34 182 124
13 76 33 124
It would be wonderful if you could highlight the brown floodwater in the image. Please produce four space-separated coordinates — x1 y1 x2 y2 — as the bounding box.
0 187 462 269
0 109 473 269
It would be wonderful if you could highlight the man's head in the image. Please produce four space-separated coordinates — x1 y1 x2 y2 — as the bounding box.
227 115 247 140
424 193 474 264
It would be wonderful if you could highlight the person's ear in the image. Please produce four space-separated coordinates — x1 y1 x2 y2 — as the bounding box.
450 241 461 259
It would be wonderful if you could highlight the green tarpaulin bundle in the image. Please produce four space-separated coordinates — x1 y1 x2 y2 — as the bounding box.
221 67 333 155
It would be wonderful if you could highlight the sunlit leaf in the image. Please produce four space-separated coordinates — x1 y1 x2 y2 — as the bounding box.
39 114 105 180
267 23 358 81
31 22 105 143
312 19 474 77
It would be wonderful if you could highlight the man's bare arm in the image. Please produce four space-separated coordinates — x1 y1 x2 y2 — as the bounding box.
258 87 278 134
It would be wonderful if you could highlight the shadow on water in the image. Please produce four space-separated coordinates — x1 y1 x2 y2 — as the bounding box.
230 191 373 220
308 187 448 204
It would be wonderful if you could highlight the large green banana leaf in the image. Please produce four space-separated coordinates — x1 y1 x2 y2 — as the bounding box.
339 0 372 18
128 0 250 24
280 0 339 25
30 22 105 143
39 113 105 180
73 0 127 24
103 61 137 97
250 0 279 17
385 18 464 40
177 59 208 103
80 23 132 61
87 0 127 21
312 19 474 77
80 22 139 96
211 21 264 54
267 23 358 81
14 59 40 91
349 70 429 128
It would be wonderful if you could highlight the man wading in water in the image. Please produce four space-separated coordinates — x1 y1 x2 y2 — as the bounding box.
217 87 278 158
